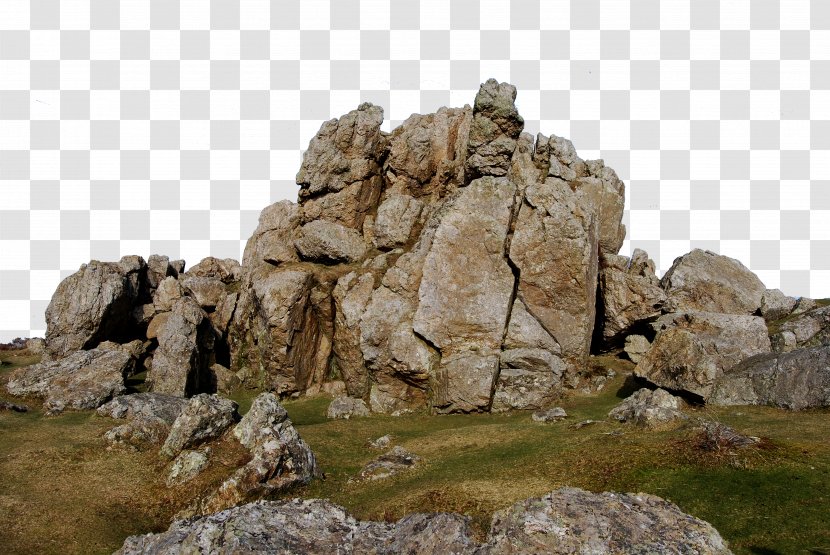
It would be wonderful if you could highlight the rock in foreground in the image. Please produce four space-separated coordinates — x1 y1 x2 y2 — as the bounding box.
608 388 687 428
709 345 830 409
117 488 731 555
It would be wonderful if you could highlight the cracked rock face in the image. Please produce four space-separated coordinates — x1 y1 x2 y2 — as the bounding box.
117 488 729 555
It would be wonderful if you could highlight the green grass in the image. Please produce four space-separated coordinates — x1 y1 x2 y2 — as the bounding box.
1 352 829 554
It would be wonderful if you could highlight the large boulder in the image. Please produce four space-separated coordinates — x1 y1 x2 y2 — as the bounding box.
242 200 301 268
98 392 190 450
44 257 147 358
150 296 213 397
634 312 771 400
117 489 729 555
6 342 134 414
598 249 666 342
294 220 368 264
296 102 385 230
760 288 798 321
117 499 479 555
483 487 730 554
196 393 319 514
160 394 239 459
608 388 687 428
465 78 524 179
709 345 830 409
660 249 766 315
413 176 517 413
773 304 830 351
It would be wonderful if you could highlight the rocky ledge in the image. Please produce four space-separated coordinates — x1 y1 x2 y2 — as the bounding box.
117 487 730 555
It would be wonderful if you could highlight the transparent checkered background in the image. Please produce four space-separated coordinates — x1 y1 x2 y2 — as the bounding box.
1 0 829 341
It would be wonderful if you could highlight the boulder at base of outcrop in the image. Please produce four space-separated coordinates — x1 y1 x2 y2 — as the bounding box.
160 394 239 459
709 345 830 409
774 305 830 350
760 288 798 321
483 487 731 554
531 407 567 423
624 334 651 364
167 449 211 487
635 311 771 400
598 249 666 342
608 388 687 428
116 499 480 555
195 393 319 514
351 446 421 482
327 396 371 420
44 257 147 359
98 392 190 450
6 342 134 414
660 249 766 315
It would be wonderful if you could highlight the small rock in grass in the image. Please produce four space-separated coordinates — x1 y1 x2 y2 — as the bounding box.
531 407 567 423
369 434 392 450
167 449 210 487
327 396 370 420
351 446 420 482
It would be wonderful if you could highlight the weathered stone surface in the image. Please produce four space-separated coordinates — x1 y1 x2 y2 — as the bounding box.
104 416 172 450
0 400 28 412
160 394 239 459
97 392 188 424
792 296 818 315
229 266 329 395
209 292 238 338
185 257 241 284
466 78 524 179
117 499 479 555
352 446 420 482
332 271 374 398
146 254 173 290
373 194 424 249
145 311 170 340
384 106 471 199
152 276 183 313
44 257 146 358
709 345 830 409
150 296 211 397
179 276 227 309
635 312 771 400
208 363 240 394
532 407 567 423
661 249 766 315
760 288 798 321
697 421 760 451
199 392 319 514
608 388 687 428
577 159 627 255
509 177 599 376
624 334 651 364
296 102 385 230
771 330 797 353
6 345 132 414
598 249 666 341
167 449 210 487
327 395 371 420
492 349 566 412
294 220 367 263
776 305 830 348
370 434 392 450
414 177 517 413
242 200 301 268
483 487 730 554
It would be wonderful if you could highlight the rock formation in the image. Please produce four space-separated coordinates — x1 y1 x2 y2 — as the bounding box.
116 488 730 555
11 78 826 419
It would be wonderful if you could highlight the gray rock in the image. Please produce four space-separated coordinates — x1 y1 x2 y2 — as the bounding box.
167 449 210 487
608 388 687 428
413 177 517 413
117 498 479 555
660 249 766 315
598 249 666 341
197 393 319 514
635 311 771 400
352 446 420 482
146 254 174 290
624 334 651 364
241 200 301 268
295 220 368 263
697 421 760 451
466 78 524 179
6 345 132 414
150 296 211 397
483 487 731 554
179 275 227 309
185 257 241 284
492 349 566 412
160 394 239 459
777 305 830 347
332 271 375 398
373 194 424 249
369 434 393 450
760 288 797 321
152 276 183 313
0 399 28 412
770 330 797 353
44 257 145 358
97 392 188 424
709 345 830 409
792 296 817 314
327 395 371 420
531 407 567 422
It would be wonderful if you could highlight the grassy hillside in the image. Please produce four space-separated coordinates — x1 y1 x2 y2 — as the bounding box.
1 352 829 554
